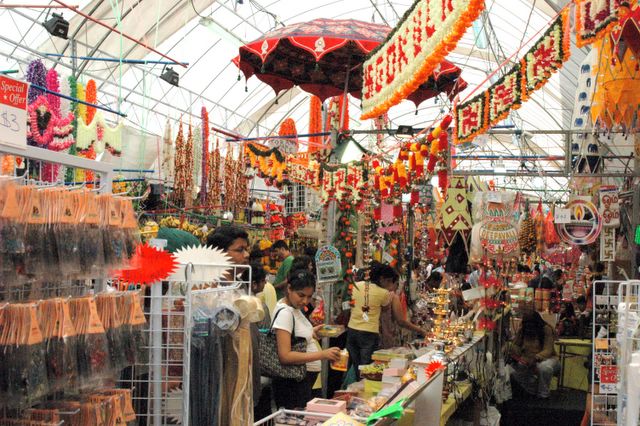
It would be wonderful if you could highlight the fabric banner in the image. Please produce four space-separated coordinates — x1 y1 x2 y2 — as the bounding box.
599 186 620 227
600 227 616 262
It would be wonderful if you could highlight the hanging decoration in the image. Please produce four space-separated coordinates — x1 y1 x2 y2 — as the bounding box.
26 96 75 181
575 0 630 47
556 196 602 245
600 227 616 261
288 153 320 188
85 79 97 125
200 107 210 205
171 121 186 205
591 30 640 129
270 118 298 155
544 209 561 246
335 201 358 308
75 111 123 156
326 95 350 132
234 148 248 213
26 59 46 103
455 9 571 144
207 139 222 207
438 176 472 245
599 186 620 227
183 122 195 207
223 145 236 211
519 209 536 255
65 75 78 183
361 0 484 119
244 142 287 187
191 124 203 203
45 68 60 114
115 243 178 285
320 161 368 207
534 202 545 256
308 96 323 154
161 118 174 184
76 81 87 124
470 192 519 263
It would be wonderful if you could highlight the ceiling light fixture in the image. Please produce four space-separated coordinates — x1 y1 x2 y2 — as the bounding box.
42 12 69 39
199 16 244 48
160 65 179 87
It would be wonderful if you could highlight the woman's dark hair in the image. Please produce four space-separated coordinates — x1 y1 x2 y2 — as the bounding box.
291 255 314 274
287 269 316 291
369 261 398 285
560 301 576 319
250 262 266 285
206 225 248 251
272 240 289 251
426 271 443 288
521 310 547 346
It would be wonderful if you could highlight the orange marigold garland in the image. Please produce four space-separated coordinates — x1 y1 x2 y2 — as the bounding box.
85 79 97 125
361 0 485 119
279 117 297 137
575 0 630 47
308 96 323 153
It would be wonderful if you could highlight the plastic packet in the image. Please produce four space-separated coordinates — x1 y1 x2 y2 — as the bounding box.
120 199 141 259
55 191 82 278
115 292 148 366
96 293 127 371
36 298 78 392
23 188 49 278
69 297 111 386
1 304 49 408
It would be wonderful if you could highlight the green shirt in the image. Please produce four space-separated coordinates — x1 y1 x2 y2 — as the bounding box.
274 255 294 299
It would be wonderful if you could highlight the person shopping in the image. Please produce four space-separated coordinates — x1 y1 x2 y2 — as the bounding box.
346 262 394 379
272 269 341 409
509 310 560 399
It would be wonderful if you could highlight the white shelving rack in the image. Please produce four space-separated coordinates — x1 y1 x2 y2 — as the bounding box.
617 280 640 426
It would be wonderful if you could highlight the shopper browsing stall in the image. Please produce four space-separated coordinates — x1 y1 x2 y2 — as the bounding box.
379 273 427 348
346 261 394 379
509 310 560 399
272 269 341 409
272 240 295 299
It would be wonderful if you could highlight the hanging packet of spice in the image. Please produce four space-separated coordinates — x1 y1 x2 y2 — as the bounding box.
81 191 105 277
37 299 78 392
55 191 82 277
0 306 7 403
23 188 50 277
69 297 111 386
130 291 148 365
96 294 127 371
3 304 49 408
115 292 142 366
120 199 140 259
101 195 127 271
0 182 25 284
101 389 136 423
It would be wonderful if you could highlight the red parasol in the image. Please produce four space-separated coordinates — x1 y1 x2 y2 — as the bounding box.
233 18 466 106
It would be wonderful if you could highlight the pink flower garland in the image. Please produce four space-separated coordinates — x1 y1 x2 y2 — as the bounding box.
46 69 60 114
27 96 74 150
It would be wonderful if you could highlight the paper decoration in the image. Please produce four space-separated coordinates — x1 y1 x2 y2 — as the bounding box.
115 243 178 285
361 0 484 119
599 186 620 227
366 398 406 425
575 0 630 47
455 9 570 144
475 192 519 260
439 176 472 244
556 197 602 245
600 227 616 261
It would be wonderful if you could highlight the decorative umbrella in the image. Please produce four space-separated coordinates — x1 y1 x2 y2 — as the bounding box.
233 18 466 105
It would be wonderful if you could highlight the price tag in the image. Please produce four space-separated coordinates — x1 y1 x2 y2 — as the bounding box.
554 208 571 224
599 383 617 394
595 338 609 350
0 75 28 149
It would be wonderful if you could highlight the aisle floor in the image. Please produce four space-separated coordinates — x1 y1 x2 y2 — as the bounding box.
498 387 587 426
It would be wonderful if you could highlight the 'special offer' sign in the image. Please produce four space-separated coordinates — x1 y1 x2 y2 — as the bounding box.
0 75 29 149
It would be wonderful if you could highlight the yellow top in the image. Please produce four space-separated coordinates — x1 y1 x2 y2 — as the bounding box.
258 282 278 320
348 281 392 334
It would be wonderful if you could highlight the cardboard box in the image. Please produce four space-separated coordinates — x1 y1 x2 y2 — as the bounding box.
364 379 383 394
306 398 347 414
382 375 402 384
383 367 407 377
389 358 409 369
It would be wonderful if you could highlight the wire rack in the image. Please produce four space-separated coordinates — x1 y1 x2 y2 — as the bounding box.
591 280 622 426
118 263 251 426
617 280 640 426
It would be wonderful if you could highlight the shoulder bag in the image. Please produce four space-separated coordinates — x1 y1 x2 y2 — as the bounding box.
258 307 307 382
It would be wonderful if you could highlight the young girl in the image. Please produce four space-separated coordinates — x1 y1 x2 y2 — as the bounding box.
272 269 341 409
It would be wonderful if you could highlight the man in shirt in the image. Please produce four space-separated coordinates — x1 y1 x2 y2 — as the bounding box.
272 240 294 299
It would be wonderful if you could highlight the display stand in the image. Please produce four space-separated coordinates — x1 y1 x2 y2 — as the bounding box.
118 261 251 426
617 280 640 426
590 280 623 426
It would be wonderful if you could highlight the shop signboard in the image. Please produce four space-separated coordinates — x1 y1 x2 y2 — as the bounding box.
0 75 28 149
315 245 342 283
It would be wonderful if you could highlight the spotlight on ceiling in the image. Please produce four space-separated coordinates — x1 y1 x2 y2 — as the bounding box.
42 13 69 40
396 125 415 138
160 65 179 87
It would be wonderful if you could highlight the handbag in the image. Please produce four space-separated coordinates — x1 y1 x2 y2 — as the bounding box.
258 307 307 382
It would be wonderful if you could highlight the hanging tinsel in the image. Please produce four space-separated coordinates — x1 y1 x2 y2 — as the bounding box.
172 121 186 205
45 68 60 114
85 79 97 125
26 59 46 103
200 107 210 204
308 96 323 153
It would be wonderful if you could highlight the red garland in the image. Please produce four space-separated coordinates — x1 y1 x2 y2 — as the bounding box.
115 243 179 285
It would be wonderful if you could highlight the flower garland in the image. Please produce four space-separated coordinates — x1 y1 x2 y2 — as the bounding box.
85 79 97 125
234 149 248 213
200 107 210 205
244 142 287 187
288 154 320 188
361 0 485 119
45 68 60 114
308 96 323 153
75 111 123 155
171 121 186 205
183 122 194 207
27 96 75 150
454 9 570 144
575 0 630 47
520 9 571 101
271 118 298 155
26 59 46 103
334 201 357 308
223 146 236 211
76 81 86 124
65 75 78 183
206 139 222 207
320 161 368 207
161 118 174 183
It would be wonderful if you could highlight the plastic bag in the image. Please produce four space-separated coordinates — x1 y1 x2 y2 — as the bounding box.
69 297 111 386
96 293 127 371
116 291 148 366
